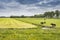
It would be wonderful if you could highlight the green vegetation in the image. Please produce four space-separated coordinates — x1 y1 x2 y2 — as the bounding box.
0 28 60 40
0 18 60 40
15 18 60 27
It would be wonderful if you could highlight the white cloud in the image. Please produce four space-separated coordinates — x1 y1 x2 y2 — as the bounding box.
38 0 54 5
0 0 42 16
0 0 60 16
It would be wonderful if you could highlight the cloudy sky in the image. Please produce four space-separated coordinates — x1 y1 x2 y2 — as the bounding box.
0 0 60 16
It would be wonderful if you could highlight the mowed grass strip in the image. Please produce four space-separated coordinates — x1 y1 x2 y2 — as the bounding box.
0 18 37 28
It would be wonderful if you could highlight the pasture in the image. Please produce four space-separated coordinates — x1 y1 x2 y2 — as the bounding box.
15 18 60 28
0 18 60 40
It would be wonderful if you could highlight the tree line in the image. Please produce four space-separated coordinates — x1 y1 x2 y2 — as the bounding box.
0 10 60 18
44 10 60 18
10 10 60 18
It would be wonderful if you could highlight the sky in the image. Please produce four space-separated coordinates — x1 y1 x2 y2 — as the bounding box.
0 0 60 16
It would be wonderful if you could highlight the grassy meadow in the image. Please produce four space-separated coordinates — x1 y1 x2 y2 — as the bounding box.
15 18 60 28
0 18 60 40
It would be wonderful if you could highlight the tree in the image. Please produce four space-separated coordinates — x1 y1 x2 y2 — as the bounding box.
44 11 55 18
20 15 25 18
44 12 51 18
49 11 55 18
55 10 60 18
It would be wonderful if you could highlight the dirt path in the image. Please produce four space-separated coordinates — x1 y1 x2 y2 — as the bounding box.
0 18 37 28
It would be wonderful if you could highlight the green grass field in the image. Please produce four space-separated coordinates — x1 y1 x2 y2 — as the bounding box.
0 18 60 40
15 18 60 27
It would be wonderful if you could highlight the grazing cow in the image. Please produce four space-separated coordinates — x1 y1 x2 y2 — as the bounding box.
51 23 56 28
41 22 44 24
41 22 46 24
41 23 56 29
40 22 46 27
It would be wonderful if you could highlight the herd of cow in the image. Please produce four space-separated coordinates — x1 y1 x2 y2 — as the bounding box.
40 22 56 29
